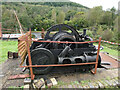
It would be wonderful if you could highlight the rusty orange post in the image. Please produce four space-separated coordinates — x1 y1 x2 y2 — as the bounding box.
94 37 101 73
0 23 2 38
29 28 32 40
41 28 45 39
26 35 35 80
29 28 31 32
91 37 101 74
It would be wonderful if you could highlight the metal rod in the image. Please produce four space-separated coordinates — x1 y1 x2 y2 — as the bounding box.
26 34 34 80
19 39 99 44
14 10 24 34
20 62 97 68
94 37 101 74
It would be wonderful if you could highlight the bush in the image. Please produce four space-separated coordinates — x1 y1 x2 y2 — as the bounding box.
101 29 113 41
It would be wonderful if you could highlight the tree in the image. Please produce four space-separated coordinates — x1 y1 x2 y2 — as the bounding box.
101 11 112 26
96 26 103 36
71 12 88 29
102 29 113 41
113 15 120 43
56 11 65 24
85 6 103 26
51 9 56 23
65 10 76 21
110 7 116 30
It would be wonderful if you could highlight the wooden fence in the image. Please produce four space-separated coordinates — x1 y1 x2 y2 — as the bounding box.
18 31 32 65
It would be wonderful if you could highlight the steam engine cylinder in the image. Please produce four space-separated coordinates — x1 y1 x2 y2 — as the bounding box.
58 55 101 64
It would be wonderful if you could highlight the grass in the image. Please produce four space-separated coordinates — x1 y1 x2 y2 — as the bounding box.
0 40 18 64
94 43 119 59
101 46 118 58
8 86 24 90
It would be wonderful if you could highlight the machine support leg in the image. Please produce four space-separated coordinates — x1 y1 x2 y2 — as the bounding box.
26 36 35 80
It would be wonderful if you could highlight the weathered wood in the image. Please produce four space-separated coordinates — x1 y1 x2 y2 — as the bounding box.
20 51 27 65
18 44 26 51
18 43 26 51
20 49 27 57
18 31 31 65
20 50 26 57
18 46 26 54
18 48 26 55
18 41 26 47
18 35 26 40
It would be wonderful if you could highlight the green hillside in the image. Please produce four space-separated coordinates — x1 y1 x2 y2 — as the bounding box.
2 2 88 31
1 2 119 43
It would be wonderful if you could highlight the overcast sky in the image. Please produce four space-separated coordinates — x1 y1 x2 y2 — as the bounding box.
70 0 120 10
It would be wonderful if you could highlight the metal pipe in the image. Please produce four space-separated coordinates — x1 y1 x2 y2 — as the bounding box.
20 62 97 68
94 37 101 74
19 39 99 44
26 33 35 80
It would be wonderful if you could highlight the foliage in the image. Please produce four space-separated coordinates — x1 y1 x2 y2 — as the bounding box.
102 29 114 41
51 9 56 23
27 2 89 9
71 12 88 29
85 6 103 26
65 10 77 21
2 2 88 30
114 15 120 43
101 11 112 25
1 2 119 43
56 11 65 24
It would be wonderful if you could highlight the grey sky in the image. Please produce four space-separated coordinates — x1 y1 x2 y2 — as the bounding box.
70 0 120 10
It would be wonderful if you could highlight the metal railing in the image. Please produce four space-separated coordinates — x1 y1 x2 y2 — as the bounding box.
18 30 101 80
